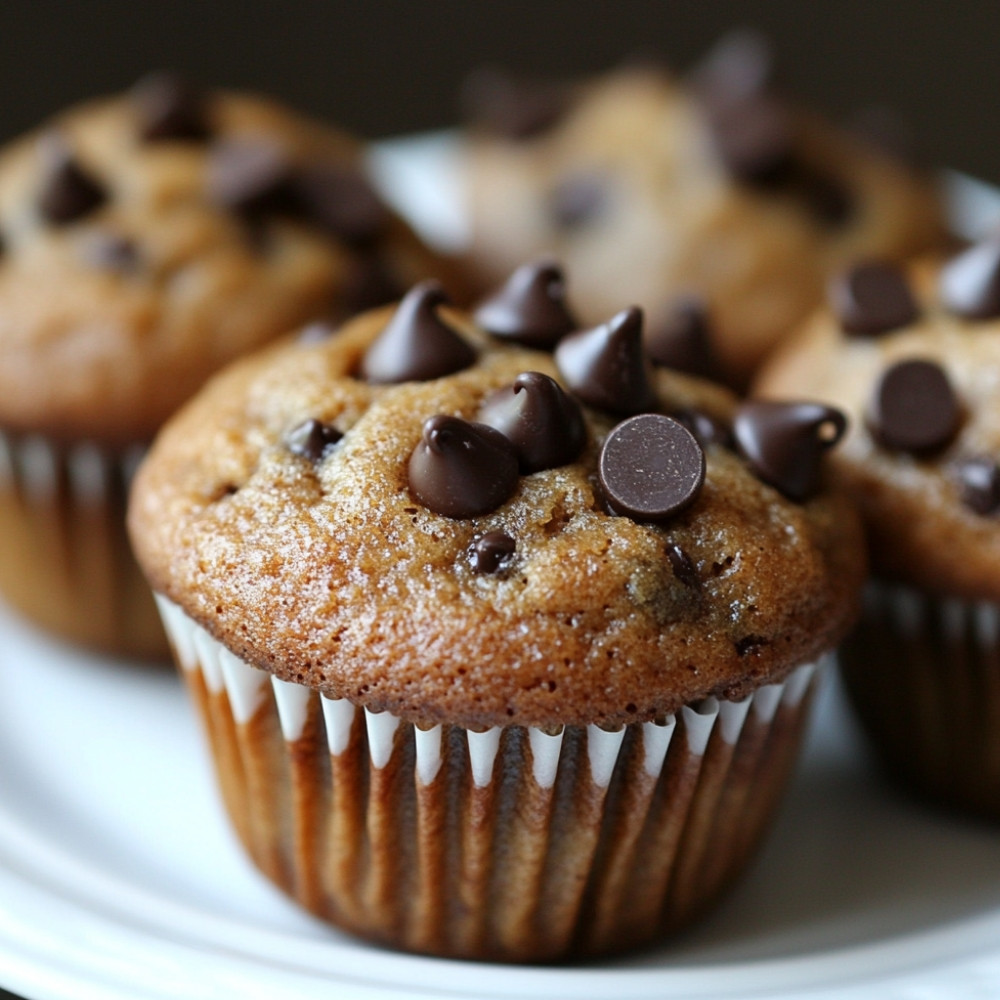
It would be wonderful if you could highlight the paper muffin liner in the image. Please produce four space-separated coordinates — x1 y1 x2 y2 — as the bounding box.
839 580 1000 819
157 595 823 962
0 428 167 658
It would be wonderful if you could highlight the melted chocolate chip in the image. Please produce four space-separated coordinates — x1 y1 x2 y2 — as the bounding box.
709 94 794 187
408 415 519 518
474 260 577 349
554 306 656 415
939 239 1000 320
831 261 919 336
953 456 1000 516
358 281 475 384
868 359 960 454
37 136 106 225
478 371 586 473
83 233 140 273
666 543 700 589
646 298 719 379
461 67 573 139
132 71 210 142
549 172 608 229
470 530 517 574
207 138 296 216
285 418 343 461
293 164 388 246
599 414 705 523
733 401 847 501
669 408 733 449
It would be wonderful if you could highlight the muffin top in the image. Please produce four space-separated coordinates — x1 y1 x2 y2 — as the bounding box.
130 270 864 729
756 246 1000 601
0 73 447 447
460 38 945 388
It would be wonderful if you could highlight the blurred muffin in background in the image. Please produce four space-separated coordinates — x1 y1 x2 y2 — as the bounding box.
0 72 457 659
459 31 947 389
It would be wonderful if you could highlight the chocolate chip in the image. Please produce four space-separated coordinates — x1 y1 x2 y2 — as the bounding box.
868 359 961 455
461 67 573 140
132 71 210 142
474 260 577 349
669 408 733 449
37 135 106 225
293 164 388 246
554 306 657 415
734 401 847 501
83 233 140 273
690 29 776 112
298 321 336 344
953 456 1000 516
795 166 854 228
408 415 519 518
666 543 700 589
939 239 1000 320
646 298 719 379
358 281 476 384
709 94 794 186
285 418 343 461
549 172 608 229
470 530 517 574
207 138 296 216
735 635 768 657
478 371 586 473
830 261 919 336
599 414 705 523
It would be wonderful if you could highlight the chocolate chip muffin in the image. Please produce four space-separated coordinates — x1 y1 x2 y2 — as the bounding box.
0 72 452 658
460 33 946 388
129 264 864 960
756 245 1000 819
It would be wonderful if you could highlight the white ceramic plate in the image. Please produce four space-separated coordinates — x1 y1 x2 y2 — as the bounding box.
3 137 1000 1000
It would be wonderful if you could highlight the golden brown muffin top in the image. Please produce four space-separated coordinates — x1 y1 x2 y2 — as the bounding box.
0 74 446 448
460 49 945 388
757 249 1000 601
130 283 864 729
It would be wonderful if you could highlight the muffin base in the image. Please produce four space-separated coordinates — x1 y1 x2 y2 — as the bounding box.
840 581 1000 821
0 430 167 659
157 595 821 962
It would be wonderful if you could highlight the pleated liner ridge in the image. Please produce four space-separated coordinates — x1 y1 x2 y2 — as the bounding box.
157 595 822 962
0 429 167 658
841 580 1000 820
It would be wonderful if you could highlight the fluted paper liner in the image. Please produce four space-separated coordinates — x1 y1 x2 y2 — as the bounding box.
840 580 1000 820
158 595 822 961
0 429 166 658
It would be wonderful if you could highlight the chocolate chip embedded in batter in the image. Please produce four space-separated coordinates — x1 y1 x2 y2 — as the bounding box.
470 530 517 574
734 401 847 501
132 71 210 142
599 414 705 523
408 415 519 519
666 543 700 589
795 167 854 228
939 239 1000 320
953 456 1000 516
478 371 586 473
473 260 577 349
359 281 476 384
830 261 919 336
293 164 388 246
646 298 719 379
285 418 343 461
548 172 608 229
461 67 573 140
868 359 960 454
709 94 794 187
555 306 656 415
207 138 296 216
37 135 107 225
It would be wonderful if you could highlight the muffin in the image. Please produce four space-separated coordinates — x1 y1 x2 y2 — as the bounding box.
130 264 864 960
756 245 1000 819
460 33 946 388
0 72 453 658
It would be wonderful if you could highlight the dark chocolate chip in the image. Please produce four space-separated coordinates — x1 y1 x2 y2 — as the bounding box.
646 298 719 379
83 233 140 273
207 138 296 216
554 306 657 415
939 239 1000 320
690 29 776 111
666 543 700 589
713 95 795 186
408 415 519 518
37 135 107 225
285 418 343 461
461 67 573 140
669 408 733 449
795 166 854 228
358 281 476 384
473 259 577 349
549 172 608 229
733 401 847 501
598 414 705 523
293 164 388 246
830 261 919 336
735 634 768 657
953 456 1000 516
478 371 586 473
868 359 960 454
470 530 517 574
132 71 210 142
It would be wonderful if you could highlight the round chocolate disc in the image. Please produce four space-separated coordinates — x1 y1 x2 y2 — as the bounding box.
868 358 961 454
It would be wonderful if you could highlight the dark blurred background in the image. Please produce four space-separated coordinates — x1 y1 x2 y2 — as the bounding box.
0 0 995 178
